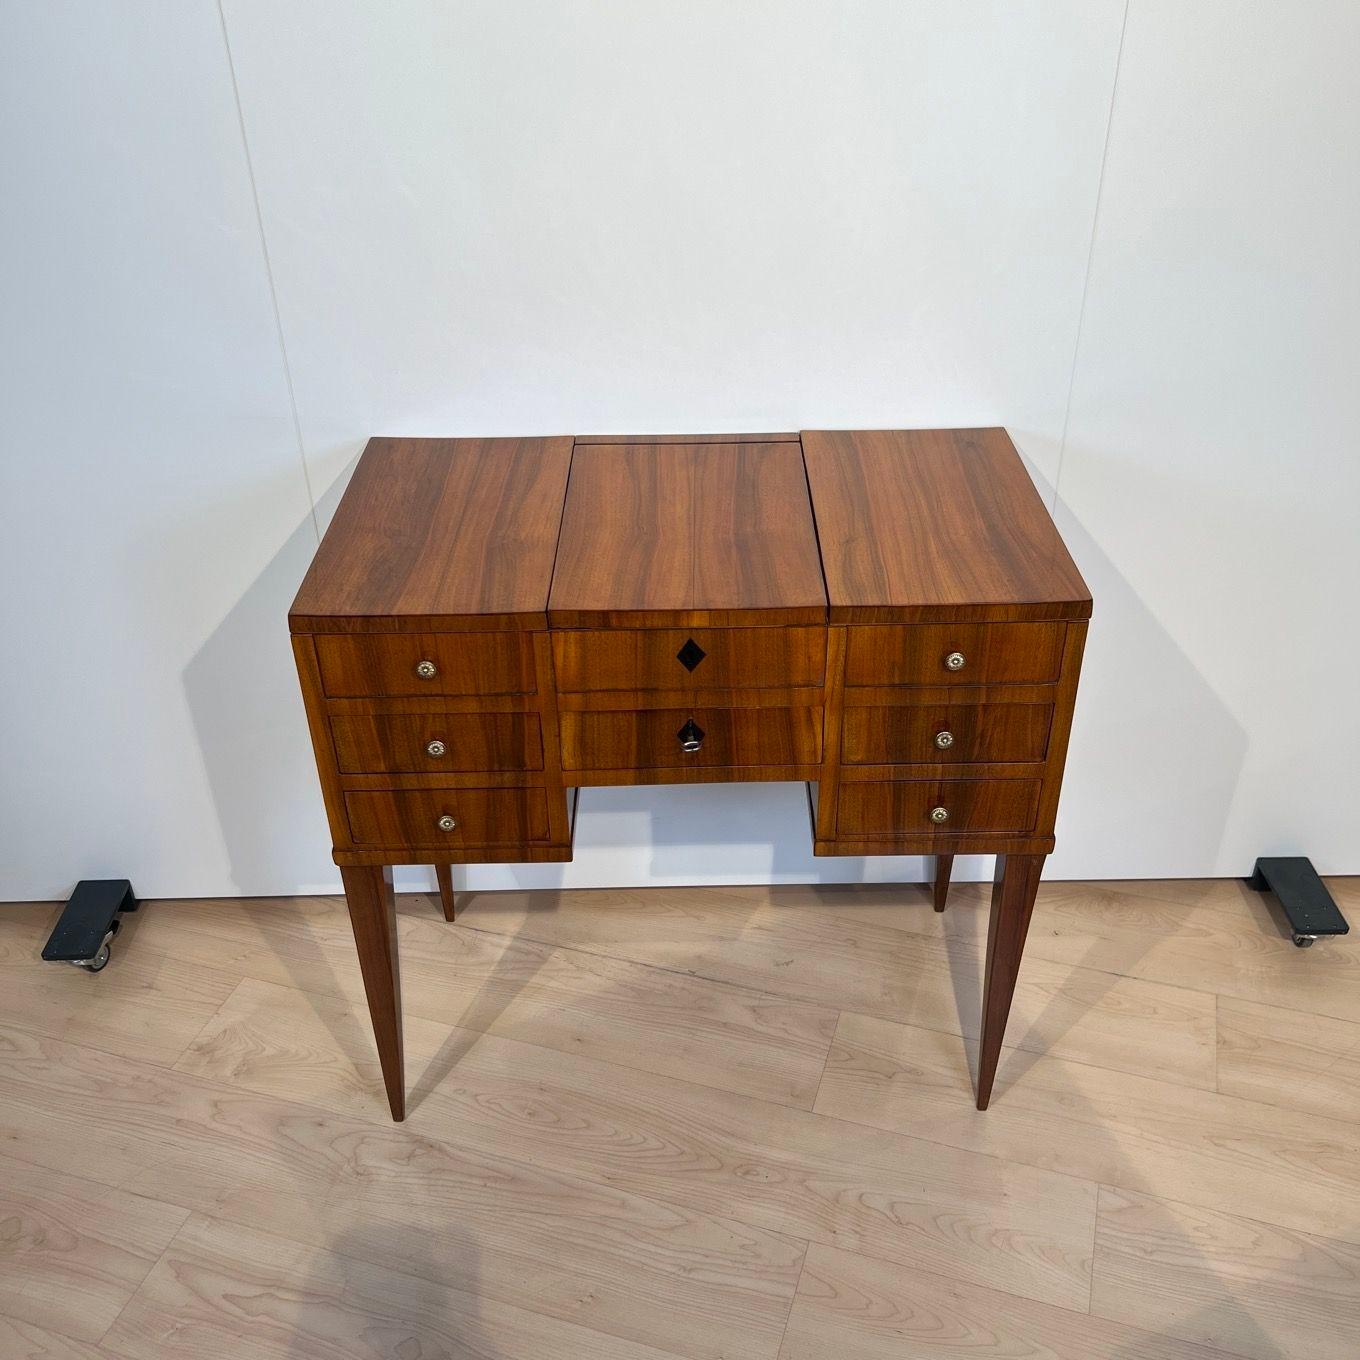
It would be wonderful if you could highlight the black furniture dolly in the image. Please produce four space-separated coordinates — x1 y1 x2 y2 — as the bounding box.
41 879 138 973
1249 856 1349 948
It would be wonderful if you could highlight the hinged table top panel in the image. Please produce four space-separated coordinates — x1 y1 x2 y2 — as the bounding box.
548 440 828 628
802 428 1092 623
289 436 573 632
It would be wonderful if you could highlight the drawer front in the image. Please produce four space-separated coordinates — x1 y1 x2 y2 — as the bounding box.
560 706 822 771
836 779 1041 836
345 787 550 846
842 703 1053 766
330 712 543 774
552 627 825 693
314 632 536 698
844 623 1063 687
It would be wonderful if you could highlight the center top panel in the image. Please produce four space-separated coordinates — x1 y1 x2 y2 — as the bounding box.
548 439 828 629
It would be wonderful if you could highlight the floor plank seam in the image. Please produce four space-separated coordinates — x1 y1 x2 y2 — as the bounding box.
770 1236 811 1360
807 1008 842 1114
92 1205 198 1350
167 974 257 1072
825 1001 1221 1101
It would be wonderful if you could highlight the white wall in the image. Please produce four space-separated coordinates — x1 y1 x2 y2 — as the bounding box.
2 2 1355 901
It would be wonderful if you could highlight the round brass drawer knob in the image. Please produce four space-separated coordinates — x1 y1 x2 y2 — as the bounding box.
929 806 949 824
436 814 457 832
415 659 438 679
944 651 966 672
934 730 955 749
425 739 447 758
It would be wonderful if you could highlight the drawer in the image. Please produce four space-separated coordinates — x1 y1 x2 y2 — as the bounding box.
330 712 543 774
841 702 1052 766
552 627 825 693
345 787 550 846
560 706 822 771
314 632 536 698
844 623 1063 687
836 779 1041 836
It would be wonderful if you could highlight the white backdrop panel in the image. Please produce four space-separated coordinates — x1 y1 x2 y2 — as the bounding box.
0 3 326 900
1053 0 1360 877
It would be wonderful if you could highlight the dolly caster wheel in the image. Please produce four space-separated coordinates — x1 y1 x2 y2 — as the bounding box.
77 941 112 972
71 919 119 972
1293 934 1316 949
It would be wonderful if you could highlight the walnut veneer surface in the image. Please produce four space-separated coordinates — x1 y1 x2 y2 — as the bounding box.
290 429 1091 1119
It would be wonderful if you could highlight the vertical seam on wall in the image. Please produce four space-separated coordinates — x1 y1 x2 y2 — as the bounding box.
1051 0 1132 511
216 0 321 544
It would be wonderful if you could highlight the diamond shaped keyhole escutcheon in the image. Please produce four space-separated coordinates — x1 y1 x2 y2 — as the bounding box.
676 638 706 672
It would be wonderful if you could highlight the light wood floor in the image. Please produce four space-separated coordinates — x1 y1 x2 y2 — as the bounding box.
2 875 1358 1360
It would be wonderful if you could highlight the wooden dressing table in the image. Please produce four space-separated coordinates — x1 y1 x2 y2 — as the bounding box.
290 429 1090 1121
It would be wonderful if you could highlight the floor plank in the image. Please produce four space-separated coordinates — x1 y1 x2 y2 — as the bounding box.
124 896 839 1108
3 880 1358 1360
0 1029 800 1360
0 1153 187 1343
0 1315 112 1360
1216 994 1360 1122
780 1241 1243 1360
1092 1185 1360 1360
449 884 1218 1088
0 905 241 1068
815 1009 1360 1247
173 975 1098 1312
102 1213 690 1360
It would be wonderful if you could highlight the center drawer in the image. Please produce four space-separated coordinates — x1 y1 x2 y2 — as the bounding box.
330 712 543 774
552 627 825 693
345 787 549 847
559 706 821 771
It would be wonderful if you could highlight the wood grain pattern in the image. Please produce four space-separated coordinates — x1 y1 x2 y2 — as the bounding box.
0 1153 187 1343
344 786 550 847
313 629 536 697
338 865 403 1121
454 885 1219 1090
844 621 1064 687
548 442 827 627
182 961 839 1122
180 995 1097 1312
552 626 826 693
0 941 239 1068
102 1213 688 1360
559 706 822 771
329 710 543 773
977 853 1045 1109
802 427 1092 623
816 1009 1360 1246
841 701 1054 765
836 778 1042 837
4 877 1357 1359
289 435 573 632
1216 995 1360 1122
781 1241 1241 1360
1092 1185 1360 1360
0 1031 800 1360
290 427 1092 1120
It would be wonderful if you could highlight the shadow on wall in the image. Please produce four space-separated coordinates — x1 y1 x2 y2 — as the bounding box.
1049 497 1250 878
182 501 332 896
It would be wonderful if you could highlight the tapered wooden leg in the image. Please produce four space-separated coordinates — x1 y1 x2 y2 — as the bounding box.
339 865 404 1121
929 853 954 912
434 863 457 922
976 852 1044 1110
